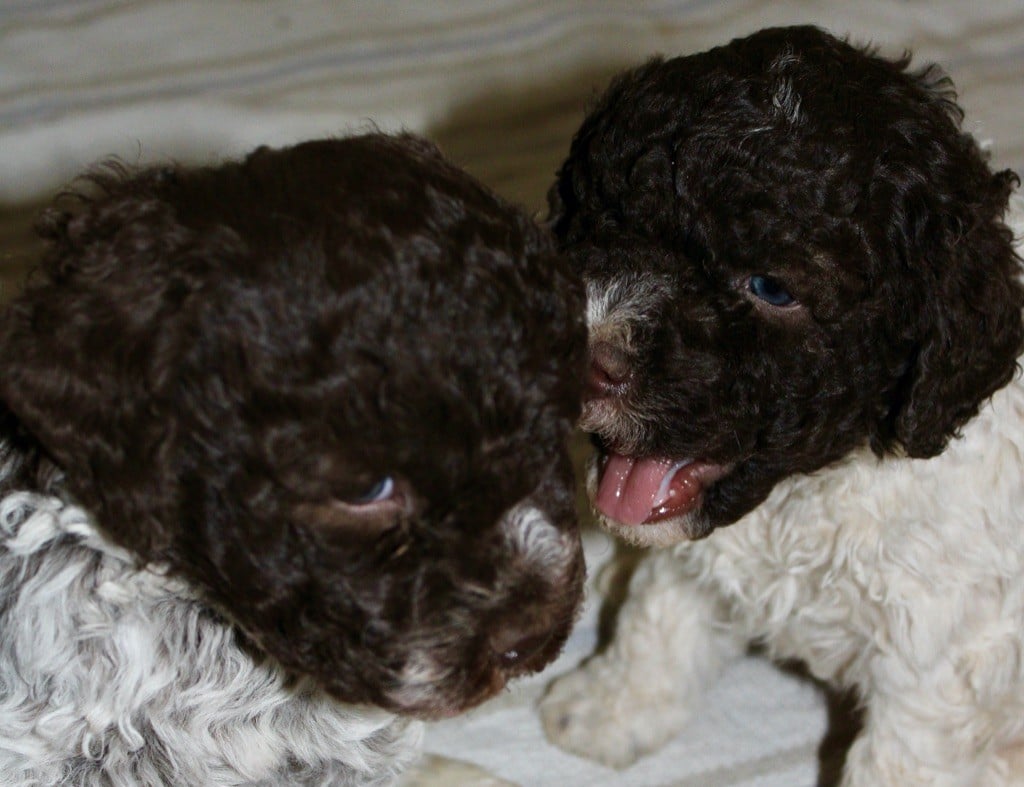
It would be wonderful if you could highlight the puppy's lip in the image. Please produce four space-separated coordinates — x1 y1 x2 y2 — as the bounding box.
594 451 730 526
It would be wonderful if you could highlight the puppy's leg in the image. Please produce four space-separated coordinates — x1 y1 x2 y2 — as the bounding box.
540 550 743 767
842 693 1007 787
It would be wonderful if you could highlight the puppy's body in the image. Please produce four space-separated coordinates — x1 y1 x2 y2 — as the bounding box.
547 332 1024 784
541 26 1024 785
0 133 587 785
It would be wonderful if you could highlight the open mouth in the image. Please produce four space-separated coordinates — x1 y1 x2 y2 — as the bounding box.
594 451 730 526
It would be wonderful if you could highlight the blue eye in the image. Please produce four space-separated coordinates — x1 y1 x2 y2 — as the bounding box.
350 477 395 505
748 275 796 307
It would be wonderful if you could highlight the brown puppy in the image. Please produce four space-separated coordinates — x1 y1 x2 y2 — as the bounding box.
0 133 587 785
542 26 1024 786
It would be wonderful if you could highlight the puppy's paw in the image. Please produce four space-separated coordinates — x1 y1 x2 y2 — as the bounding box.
540 658 687 769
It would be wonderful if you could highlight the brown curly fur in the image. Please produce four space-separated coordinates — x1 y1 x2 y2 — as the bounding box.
0 132 587 718
551 25 1024 537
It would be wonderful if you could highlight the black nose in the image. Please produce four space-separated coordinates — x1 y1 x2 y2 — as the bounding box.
490 622 554 672
586 340 632 400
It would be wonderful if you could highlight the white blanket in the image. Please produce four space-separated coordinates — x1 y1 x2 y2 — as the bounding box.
2 3 1023 785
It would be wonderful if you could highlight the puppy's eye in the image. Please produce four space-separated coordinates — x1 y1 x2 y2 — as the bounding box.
297 476 410 537
747 275 796 307
349 476 396 505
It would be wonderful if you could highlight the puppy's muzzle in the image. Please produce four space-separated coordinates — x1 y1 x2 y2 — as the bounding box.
587 340 633 401
490 620 556 671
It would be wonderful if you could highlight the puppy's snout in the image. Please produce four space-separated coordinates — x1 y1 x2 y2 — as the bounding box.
490 621 554 672
587 340 633 400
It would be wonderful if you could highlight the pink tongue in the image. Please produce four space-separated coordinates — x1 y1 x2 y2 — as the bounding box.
595 454 700 526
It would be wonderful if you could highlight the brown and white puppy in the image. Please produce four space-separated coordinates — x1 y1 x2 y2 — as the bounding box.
540 26 1024 786
0 133 587 786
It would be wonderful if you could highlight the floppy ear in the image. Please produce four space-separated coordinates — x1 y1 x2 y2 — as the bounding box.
892 174 1024 458
545 161 573 240
0 180 207 556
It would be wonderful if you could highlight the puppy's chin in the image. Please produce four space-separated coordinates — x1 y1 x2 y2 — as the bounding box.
379 619 577 720
598 512 706 548
585 456 713 547
382 672 508 721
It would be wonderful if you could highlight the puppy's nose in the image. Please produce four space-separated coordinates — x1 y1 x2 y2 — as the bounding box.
490 622 553 672
587 340 632 399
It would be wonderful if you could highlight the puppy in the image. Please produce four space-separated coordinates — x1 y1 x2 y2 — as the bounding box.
540 26 1024 786
0 133 587 786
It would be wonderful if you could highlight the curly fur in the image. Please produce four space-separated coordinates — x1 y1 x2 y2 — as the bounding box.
539 26 1024 785
0 490 421 786
550 25 1023 540
0 133 587 785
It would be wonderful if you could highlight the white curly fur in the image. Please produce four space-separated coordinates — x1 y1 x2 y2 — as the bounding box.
541 202 1024 785
0 487 422 786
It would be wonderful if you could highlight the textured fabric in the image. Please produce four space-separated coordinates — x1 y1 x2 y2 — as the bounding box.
2 1 1022 209
1 3 1023 785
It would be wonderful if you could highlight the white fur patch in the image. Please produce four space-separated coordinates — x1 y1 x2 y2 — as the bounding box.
586 274 669 346
582 273 672 450
0 487 421 786
768 50 803 126
502 502 573 571
770 77 802 125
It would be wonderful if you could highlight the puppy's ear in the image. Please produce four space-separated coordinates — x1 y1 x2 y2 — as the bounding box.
891 173 1024 458
0 176 209 555
545 165 571 237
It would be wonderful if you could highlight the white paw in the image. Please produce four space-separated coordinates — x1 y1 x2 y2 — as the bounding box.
539 658 687 769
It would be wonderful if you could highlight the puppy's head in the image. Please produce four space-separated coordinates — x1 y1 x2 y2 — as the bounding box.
0 133 587 718
550 26 1024 546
